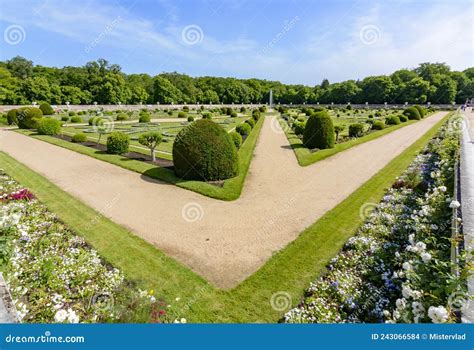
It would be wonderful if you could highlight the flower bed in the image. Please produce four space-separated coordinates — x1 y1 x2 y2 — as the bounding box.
0 171 172 323
284 114 470 324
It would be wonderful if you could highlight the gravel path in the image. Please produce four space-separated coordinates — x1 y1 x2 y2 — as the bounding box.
0 112 446 289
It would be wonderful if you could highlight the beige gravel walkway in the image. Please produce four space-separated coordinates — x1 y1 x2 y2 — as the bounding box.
0 112 446 288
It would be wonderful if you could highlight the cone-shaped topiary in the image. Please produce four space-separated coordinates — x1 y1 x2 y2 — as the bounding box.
303 111 335 149
173 119 238 181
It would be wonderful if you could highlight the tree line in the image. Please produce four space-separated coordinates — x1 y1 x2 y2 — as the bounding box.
0 56 472 106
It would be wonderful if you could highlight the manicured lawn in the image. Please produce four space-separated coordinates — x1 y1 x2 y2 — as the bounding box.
0 112 450 322
15 114 264 201
278 114 429 166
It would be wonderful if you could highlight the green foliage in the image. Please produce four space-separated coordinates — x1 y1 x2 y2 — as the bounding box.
230 111 238 118
202 113 212 120
258 106 267 113
252 110 261 121
348 123 365 137
72 133 87 142
39 102 54 115
7 109 18 125
399 115 408 123
236 123 251 136
386 116 401 125
229 131 242 148
334 125 344 141
303 111 335 149
16 107 43 129
89 117 103 126
116 113 128 122
245 118 255 128
293 121 306 136
37 118 61 135
172 119 238 180
106 132 130 154
138 131 163 161
182 106 189 112
61 116 70 122
187 116 195 122
139 113 151 123
403 107 421 120
71 116 83 123
372 120 385 130
178 111 187 118
413 105 426 118
68 111 77 116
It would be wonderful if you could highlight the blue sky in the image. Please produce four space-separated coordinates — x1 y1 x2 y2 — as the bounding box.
0 0 472 85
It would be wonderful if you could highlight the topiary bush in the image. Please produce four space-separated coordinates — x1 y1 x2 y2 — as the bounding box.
230 111 238 118
399 115 408 123
39 102 54 115
6 109 18 125
89 116 103 125
71 116 83 123
245 118 255 128
202 113 212 120
72 133 87 143
293 121 306 136
252 110 261 121
178 111 187 118
413 105 426 118
403 107 421 120
187 116 195 122
182 106 189 112
17 107 43 129
259 105 267 113
372 121 385 130
139 113 151 123
303 111 335 149
348 123 365 137
386 116 401 125
229 131 242 148
106 132 130 154
116 113 128 122
37 118 61 135
61 116 70 122
236 123 251 136
172 119 238 181
68 111 77 116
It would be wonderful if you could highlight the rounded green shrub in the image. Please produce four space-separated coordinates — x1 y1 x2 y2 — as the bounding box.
386 116 401 125
172 119 238 181
187 116 195 122
303 111 335 149
182 106 189 112
72 133 87 143
348 123 365 137
37 118 61 135
259 105 267 113
372 121 385 130
245 118 255 128
403 107 421 120
230 111 238 118
202 113 212 120
414 105 426 118
139 113 151 123
116 113 128 122
178 111 187 119
89 116 103 125
236 123 251 136
17 107 43 129
252 110 261 121
6 109 18 125
68 111 77 116
61 116 70 122
240 107 246 113
399 115 408 123
39 102 54 115
71 116 83 123
106 132 130 154
229 131 242 148
293 121 306 136
226 107 233 116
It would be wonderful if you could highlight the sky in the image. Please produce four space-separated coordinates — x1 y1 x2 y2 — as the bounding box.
0 0 473 85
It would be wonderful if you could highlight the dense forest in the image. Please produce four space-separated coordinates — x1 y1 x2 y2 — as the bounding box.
0 56 472 105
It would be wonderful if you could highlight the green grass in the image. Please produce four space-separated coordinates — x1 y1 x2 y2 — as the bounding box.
279 114 428 166
15 115 264 201
0 113 451 322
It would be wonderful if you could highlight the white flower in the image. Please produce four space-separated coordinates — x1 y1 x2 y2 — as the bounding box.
402 285 413 299
412 302 425 315
428 306 449 323
421 252 432 263
396 298 406 310
66 309 79 323
449 200 461 209
438 186 447 192
415 242 426 252
402 262 413 271
408 234 415 245
54 309 68 323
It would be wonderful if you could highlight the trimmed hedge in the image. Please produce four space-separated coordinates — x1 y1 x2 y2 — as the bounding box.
348 123 365 137
72 133 87 143
236 123 251 136
39 103 54 115
139 113 151 123
303 111 335 149
399 115 408 123
386 116 401 125
372 121 385 130
293 121 306 136
116 113 128 122
71 116 83 123
187 116 195 122
229 131 242 148
7 109 18 125
252 110 261 121
230 111 238 118
178 111 187 118
403 107 421 120
17 107 43 129
172 119 238 181
106 132 130 154
414 105 426 118
37 118 61 135
245 118 255 128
